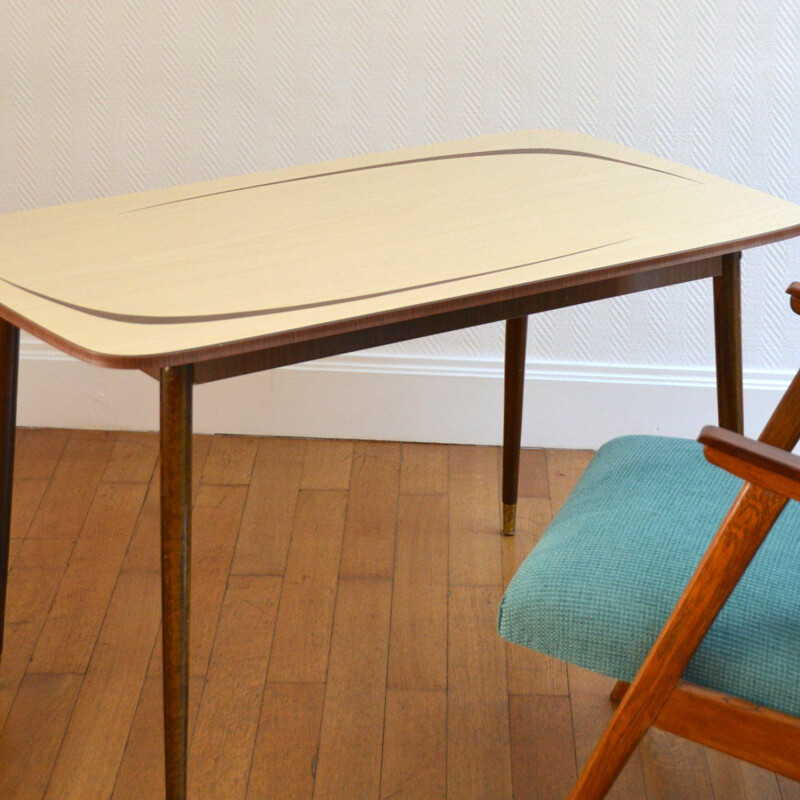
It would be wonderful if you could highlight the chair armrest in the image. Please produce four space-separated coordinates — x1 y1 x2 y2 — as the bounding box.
785 282 800 316
699 426 800 502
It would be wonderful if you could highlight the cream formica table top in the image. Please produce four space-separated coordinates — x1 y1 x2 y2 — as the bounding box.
1 130 799 369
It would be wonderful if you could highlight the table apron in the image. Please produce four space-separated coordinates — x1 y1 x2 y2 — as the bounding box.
145 255 723 385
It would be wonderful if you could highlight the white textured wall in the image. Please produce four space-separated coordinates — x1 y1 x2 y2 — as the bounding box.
2 1 800 441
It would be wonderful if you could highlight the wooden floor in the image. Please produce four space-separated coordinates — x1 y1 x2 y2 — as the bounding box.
0 429 798 800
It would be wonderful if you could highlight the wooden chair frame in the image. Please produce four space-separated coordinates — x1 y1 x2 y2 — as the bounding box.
568 284 800 798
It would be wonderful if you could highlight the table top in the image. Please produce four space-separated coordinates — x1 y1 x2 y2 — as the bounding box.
1 129 799 369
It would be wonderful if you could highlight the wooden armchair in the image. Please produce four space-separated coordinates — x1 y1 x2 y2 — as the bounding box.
499 284 800 798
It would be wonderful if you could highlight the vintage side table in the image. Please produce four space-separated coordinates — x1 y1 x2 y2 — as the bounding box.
1 130 800 799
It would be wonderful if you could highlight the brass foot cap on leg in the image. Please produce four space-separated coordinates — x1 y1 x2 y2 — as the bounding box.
502 503 516 536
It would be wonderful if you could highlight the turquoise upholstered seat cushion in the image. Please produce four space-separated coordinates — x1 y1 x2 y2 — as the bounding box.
498 435 800 717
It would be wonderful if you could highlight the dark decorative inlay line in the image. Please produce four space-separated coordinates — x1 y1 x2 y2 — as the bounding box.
0 239 632 326
128 148 700 212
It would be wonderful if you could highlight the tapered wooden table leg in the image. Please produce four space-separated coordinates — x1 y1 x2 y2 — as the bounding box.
713 252 743 433
160 365 193 800
502 316 528 535
0 321 18 659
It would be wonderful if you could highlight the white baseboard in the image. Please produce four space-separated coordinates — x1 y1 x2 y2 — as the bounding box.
16 339 792 449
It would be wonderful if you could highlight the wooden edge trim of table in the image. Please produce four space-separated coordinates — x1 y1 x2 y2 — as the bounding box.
700 425 800 502
611 679 800 782
0 245 750 372
137 255 723 384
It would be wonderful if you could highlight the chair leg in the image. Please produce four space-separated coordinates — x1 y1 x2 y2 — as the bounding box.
713 252 743 433
609 680 627 703
502 316 528 535
160 365 193 800
0 322 18 660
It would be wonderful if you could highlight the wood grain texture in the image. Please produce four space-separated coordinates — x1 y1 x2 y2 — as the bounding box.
517 449 550 500
230 436 305 576
502 315 528 532
568 667 647 800
713 252 744 433
14 428 69 480
509 695 577 800
1 131 798 367
121 434 211 574
112 675 203 800
29 482 147 673
704 750 782 800
779 776 800 800
187 575 281 800
102 431 159 483
267 489 348 683
758 368 800 450
339 441 400 579
7 535 20 567
44 571 162 800
701 425 800 500
448 445 502 586
246 682 325 800
158 365 193 800
447 584 513 798
0 539 73 730
26 430 115 540
1 432 795 799
640 728 714 800
299 439 353 491
399 442 448 495
614 679 800 783
7 479 52 557
313 577 393 800
148 483 248 680
0 673 82 800
546 449 594 514
380 689 447 800
201 435 258 485
0 320 18 657
387 494 448 691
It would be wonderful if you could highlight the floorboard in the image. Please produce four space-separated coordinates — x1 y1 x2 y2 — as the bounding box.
0 431 795 799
